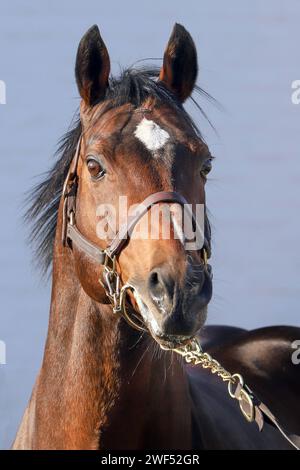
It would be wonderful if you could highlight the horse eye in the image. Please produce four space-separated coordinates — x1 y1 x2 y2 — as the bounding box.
86 156 106 180
201 158 213 178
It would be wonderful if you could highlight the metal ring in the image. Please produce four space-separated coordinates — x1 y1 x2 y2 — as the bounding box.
119 285 147 332
228 373 244 399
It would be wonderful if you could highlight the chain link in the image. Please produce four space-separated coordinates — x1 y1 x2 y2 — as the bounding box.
174 339 235 384
173 338 256 423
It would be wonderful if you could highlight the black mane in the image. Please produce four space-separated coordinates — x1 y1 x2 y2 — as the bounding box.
25 66 213 275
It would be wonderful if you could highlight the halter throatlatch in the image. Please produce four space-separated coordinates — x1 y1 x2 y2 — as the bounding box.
62 136 299 450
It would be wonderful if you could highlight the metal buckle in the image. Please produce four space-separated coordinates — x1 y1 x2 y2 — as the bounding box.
98 253 123 314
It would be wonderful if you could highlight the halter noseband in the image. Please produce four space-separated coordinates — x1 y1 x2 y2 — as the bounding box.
62 136 211 330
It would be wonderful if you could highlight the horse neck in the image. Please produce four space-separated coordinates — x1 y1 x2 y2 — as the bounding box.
32 213 192 450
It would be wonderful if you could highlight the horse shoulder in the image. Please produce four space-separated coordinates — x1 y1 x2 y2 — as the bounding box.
199 325 247 351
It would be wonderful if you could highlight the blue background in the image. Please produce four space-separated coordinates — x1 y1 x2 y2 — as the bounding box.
0 0 299 449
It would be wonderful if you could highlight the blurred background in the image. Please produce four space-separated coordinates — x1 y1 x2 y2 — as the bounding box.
0 0 299 449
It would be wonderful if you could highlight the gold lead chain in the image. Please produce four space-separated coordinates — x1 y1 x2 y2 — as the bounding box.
174 339 234 383
100 261 257 428
173 338 256 424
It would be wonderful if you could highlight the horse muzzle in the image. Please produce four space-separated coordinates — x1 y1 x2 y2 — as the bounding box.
131 260 213 346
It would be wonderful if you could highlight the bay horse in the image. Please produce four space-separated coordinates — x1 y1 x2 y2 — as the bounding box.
13 24 300 450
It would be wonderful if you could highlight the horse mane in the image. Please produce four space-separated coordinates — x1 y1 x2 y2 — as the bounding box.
25 66 214 275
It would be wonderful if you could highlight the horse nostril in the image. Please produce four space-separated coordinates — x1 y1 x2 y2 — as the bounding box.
148 270 165 301
148 268 174 309
149 271 159 288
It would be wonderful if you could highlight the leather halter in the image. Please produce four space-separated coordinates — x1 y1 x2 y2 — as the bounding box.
62 136 211 328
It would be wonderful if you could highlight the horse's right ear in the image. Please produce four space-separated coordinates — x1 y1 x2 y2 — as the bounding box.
75 25 110 106
159 23 198 102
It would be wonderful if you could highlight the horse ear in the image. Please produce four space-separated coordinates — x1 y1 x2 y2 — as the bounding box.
75 25 110 106
159 23 198 102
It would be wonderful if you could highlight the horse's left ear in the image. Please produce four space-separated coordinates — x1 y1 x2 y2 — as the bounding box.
75 25 110 106
159 23 198 102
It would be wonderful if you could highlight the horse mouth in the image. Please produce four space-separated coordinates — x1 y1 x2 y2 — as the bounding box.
152 334 193 350
131 288 197 349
